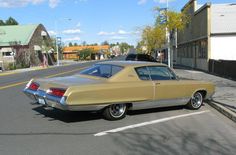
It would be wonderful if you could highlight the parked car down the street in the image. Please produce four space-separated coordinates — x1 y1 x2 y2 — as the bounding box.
23 61 215 120
125 53 157 62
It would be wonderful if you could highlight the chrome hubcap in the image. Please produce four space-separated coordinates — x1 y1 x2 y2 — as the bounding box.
191 92 203 108
109 104 126 118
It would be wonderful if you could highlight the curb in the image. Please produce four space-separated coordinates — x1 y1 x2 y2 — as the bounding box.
207 100 236 123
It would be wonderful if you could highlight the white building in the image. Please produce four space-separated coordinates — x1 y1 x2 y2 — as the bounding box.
210 4 236 60
177 0 236 71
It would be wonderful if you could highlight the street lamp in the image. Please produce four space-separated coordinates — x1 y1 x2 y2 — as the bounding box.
166 0 171 68
54 18 71 66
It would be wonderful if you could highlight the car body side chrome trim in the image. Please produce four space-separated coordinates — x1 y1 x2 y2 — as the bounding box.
129 98 189 110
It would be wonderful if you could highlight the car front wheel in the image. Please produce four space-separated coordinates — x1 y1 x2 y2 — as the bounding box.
103 103 127 120
187 92 203 110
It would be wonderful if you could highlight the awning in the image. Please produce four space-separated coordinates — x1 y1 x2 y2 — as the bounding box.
0 47 13 52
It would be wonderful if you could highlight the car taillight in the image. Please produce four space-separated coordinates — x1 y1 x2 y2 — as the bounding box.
47 88 66 98
28 82 39 91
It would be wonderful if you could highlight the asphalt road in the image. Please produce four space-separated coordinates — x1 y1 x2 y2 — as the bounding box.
0 60 236 155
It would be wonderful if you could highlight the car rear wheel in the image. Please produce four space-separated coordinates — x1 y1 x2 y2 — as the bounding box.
103 103 127 120
187 92 203 110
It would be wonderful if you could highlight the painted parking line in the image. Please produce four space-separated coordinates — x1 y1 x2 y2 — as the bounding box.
94 110 210 137
0 67 87 90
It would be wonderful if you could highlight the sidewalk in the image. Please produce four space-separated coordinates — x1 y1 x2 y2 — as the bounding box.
174 67 236 122
0 60 90 76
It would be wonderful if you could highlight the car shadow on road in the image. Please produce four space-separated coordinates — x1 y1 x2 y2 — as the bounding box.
32 104 191 123
32 106 103 123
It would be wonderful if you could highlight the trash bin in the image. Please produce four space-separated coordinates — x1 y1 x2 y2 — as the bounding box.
0 61 4 72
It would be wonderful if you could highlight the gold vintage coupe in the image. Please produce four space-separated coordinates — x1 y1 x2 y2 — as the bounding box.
23 61 215 120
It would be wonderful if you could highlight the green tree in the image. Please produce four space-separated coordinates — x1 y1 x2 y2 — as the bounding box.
119 42 131 54
0 20 5 26
78 48 93 60
154 7 189 32
140 7 189 55
5 17 19 25
141 26 166 54
68 42 73 47
101 41 109 45
136 41 145 53
74 42 78 46
82 41 87 46
109 43 116 48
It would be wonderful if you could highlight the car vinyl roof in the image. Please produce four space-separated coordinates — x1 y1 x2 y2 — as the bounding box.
97 61 167 67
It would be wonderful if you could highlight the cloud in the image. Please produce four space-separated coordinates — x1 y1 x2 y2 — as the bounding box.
98 29 137 36
0 0 44 7
76 22 81 27
138 0 175 5
132 30 141 35
0 0 60 8
110 36 126 41
137 0 147 5
117 30 129 35
62 28 82 34
74 0 87 4
48 30 57 36
158 0 168 3
64 37 81 42
49 0 60 8
97 31 116 36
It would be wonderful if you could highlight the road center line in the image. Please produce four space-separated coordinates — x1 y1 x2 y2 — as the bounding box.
94 110 210 137
45 67 87 78
0 67 87 90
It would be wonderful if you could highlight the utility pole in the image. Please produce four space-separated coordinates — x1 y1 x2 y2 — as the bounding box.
166 0 171 68
54 18 71 66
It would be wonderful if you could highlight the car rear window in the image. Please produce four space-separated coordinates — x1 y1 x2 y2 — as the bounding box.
80 64 123 78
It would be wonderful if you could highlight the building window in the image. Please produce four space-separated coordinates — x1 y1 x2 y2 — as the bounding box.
198 40 207 59
190 43 194 58
3 52 12 56
177 46 182 57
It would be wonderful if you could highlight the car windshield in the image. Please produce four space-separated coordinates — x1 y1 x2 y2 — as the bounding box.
80 64 123 78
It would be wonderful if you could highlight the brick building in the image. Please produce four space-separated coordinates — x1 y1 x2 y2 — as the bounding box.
0 24 54 70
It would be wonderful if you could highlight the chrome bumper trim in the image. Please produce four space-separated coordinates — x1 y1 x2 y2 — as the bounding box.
23 88 107 111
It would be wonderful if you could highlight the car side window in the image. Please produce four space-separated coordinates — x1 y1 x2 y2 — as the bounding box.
147 66 176 80
80 65 101 76
99 65 112 78
135 67 151 80
111 66 123 76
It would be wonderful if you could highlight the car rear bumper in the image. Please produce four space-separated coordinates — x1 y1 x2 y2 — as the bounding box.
23 88 107 111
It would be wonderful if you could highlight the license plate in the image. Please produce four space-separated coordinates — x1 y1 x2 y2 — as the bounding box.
38 98 46 105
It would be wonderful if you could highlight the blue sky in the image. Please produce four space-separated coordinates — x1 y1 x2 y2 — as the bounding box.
0 0 235 46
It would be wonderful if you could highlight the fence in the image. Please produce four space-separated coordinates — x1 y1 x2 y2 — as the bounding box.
209 59 236 80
